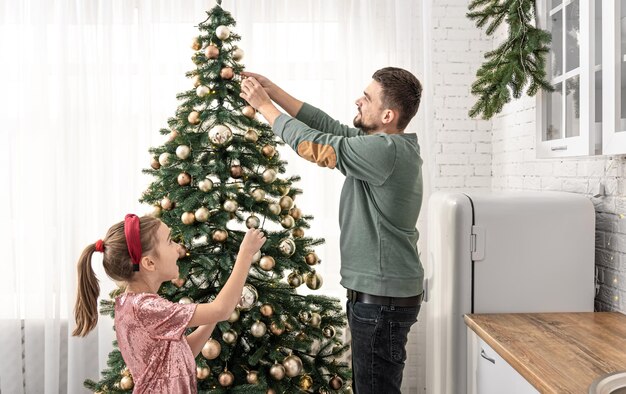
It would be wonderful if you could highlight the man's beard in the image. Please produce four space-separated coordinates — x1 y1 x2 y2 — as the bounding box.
353 113 377 134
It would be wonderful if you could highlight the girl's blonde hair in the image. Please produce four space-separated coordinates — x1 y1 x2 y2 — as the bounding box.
72 216 161 337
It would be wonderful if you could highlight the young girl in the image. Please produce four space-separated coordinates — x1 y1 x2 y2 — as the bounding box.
73 214 266 393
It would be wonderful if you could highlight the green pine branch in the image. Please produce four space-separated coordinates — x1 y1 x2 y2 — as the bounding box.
467 0 554 119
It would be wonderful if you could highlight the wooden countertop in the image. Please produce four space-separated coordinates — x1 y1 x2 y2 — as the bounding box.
465 312 626 393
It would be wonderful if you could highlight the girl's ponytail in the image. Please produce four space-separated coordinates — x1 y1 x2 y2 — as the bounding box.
72 244 100 337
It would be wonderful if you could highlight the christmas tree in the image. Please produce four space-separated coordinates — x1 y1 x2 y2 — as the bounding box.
86 2 351 393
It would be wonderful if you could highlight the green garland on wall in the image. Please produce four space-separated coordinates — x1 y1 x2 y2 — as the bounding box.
467 0 553 119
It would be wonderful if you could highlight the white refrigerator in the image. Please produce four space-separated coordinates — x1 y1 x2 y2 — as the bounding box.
424 191 595 394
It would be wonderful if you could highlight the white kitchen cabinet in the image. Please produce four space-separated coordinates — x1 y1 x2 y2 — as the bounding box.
467 328 539 394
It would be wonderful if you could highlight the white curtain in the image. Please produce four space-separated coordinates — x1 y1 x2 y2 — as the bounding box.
0 1 429 392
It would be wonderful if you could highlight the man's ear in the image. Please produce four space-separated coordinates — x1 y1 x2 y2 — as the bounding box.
381 109 396 125
140 255 156 272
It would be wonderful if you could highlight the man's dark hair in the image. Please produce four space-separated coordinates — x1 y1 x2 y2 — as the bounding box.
372 67 422 130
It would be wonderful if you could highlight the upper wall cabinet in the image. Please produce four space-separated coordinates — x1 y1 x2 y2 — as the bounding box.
537 0 600 158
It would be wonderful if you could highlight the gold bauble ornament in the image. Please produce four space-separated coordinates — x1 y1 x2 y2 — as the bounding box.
251 188 265 202
299 311 312 323
192 75 201 87
222 329 238 344
167 130 179 142
216 25 230 40
289 207 302 220
322 325 336 338
198 178 213 192
178 245 188 259
212 229 228 242
309 312 322 328
191 37 201 50
261 144 276 158
232 47 244 61
205 44 219 59
288 272 303 287
279 238 296 257
161 197 173 210
305 252 319 266
230 164 243 179
260 303 274 317
220 67 234 80
158 152 171 167
150 157 161 170
228 308 240 323
179 296 193 304
171 277 185 288
267 389 276 394
246 215 261 229
177 172 191 186
119 375 134 390
270 321 284 336
300 374 313 390
270 363 286 381
201 338 221 360
329 375 343 390
195 207 210 222
242 105 256 119
280 215 295 229
209 125 233 145
279 196 294 210
259 256 275 271
292 227 305 238
305 271 323 290
246 370 259 384
296 331 307 341
188 111 201 124
244 129 259 142
181 212 195 225
218 370 234 387
268 203 281 215
238 284 258 310
250 320 267 337
223 199 238 212
262 168 277 183
197 367 210 380
277 184 290 196
121 367 131 377
283 354 303 378
196 85 210 98
176 145 191 160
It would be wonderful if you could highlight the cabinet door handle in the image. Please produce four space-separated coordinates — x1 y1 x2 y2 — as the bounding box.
480 349 495 364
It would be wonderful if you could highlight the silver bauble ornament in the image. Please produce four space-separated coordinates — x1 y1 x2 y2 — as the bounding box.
279 238 296 257
288 272 303 287
196 85 210 98
259 256 275 271
198 178 213 192
216 25 230 40
223 199 238 212
179 296 193 304
280 215 295 229
202 338 221 359
158 152 171 167
218 370 234 387
181 212 195 225
246 370 259 384
195 207 210 222
279 196 294 210
268 203 281 215
305 271 323 290
270 363 286 381
222 330 238 344
246 215 261 229
176 145 191 160
232 47 244 61
250 321 267 338
228 308 240 323
322 325 336 338
209 125 233 145
283 355 303 378
251 188 265 202
309 312 322 328
262 168 277 183
238 284 258 310
188 111 200 124
244 129 259 142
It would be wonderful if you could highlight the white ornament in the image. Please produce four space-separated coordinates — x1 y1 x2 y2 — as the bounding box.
198 178 213 192
158 152 171 166
179 296 193 304
216 25 230 40
209 125 233 145
176 145 191 160
191 234 209 247
232 47 244 61
196 85 210 97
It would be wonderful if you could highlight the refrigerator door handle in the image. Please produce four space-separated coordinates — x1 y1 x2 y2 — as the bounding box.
480 348 495 364
471 225 486 261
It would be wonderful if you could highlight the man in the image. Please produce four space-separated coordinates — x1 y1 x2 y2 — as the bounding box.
240 67 423 394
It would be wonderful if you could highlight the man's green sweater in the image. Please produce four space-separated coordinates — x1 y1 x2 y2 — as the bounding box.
272 103 423 297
